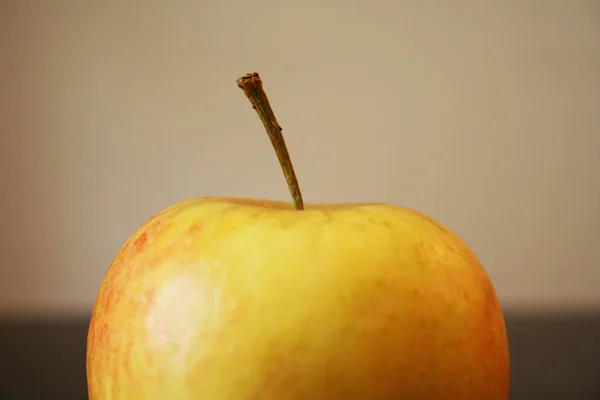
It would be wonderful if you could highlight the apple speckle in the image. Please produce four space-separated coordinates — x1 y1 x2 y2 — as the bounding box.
133 232 148 252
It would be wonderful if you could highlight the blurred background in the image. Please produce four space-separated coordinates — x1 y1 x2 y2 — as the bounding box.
1 1 599 398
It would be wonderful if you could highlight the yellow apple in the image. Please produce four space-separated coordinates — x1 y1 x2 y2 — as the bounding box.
86 73 510 399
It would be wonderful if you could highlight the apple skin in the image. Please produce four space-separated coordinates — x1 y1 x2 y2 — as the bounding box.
86 196 509 399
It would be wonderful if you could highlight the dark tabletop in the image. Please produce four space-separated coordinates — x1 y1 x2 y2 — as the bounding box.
1 312 599 399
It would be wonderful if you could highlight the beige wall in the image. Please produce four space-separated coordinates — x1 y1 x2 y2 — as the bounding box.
2 1 599 316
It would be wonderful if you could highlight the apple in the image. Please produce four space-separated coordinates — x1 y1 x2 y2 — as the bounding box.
86 72 510 399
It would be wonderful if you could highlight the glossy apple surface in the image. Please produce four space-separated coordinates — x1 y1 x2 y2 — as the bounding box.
86 196 510 399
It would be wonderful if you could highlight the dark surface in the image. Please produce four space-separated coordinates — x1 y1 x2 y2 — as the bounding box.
1 313 600 399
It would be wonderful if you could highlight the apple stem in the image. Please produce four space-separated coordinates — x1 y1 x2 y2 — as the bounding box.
237 72 304 211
